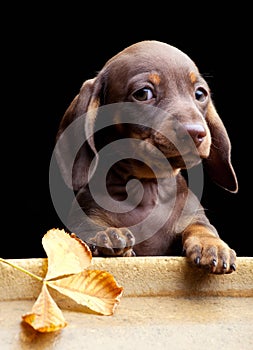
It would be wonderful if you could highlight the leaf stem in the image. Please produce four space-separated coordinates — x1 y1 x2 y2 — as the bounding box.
0 258 44 282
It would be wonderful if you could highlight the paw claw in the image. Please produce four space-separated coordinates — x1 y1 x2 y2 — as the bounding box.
230 263 236 271
194 257 200 265
212 259 217 267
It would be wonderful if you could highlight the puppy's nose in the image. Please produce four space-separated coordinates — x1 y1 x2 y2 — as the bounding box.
183 123 206 147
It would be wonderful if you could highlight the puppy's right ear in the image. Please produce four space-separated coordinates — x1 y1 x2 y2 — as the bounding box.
203 101 238 193
55 78 101 191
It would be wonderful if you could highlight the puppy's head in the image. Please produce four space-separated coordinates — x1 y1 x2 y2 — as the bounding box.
56 40 238 193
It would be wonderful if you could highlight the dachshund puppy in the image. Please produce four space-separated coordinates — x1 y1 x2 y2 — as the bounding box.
55 40 238 274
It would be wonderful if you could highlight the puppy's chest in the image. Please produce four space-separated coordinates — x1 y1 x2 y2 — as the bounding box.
106 178 186 227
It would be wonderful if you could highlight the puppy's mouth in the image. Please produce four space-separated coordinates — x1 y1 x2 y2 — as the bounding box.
133 150 202 177
142 139 204 169
167 153 202 169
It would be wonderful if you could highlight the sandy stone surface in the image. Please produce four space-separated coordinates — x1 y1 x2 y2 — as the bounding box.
0 296 253 349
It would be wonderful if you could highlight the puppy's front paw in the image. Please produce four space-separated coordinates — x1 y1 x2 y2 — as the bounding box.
183 235 236 274
88 227 135 257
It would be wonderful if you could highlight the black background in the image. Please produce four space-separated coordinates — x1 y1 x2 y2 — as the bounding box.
2 5 251 258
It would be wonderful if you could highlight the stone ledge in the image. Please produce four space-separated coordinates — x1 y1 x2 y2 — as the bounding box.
1 256 252 301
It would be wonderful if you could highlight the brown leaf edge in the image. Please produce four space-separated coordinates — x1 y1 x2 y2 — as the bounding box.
22 283 67 333
47 269 124 316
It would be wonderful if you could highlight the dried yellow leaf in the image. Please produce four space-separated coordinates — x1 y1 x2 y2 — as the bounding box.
20 228 124 333
43 228 92 280
22 283 67 332
48 269 124 316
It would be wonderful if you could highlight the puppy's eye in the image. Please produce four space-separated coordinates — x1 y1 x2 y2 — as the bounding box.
133 88 154 101
195 87 208 102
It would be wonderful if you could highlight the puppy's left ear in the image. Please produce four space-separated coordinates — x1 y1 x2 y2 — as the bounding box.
204 101 238 193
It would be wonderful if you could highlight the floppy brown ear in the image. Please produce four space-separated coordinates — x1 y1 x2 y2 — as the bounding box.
55 78 101 191
203 101 238 193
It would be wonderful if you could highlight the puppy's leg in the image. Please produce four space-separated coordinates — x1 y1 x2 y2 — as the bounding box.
182 224 236 274
88 227 136 257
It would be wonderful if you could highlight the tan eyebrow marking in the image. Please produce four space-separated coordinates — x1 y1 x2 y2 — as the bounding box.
148 73 161 85
189 71 197 84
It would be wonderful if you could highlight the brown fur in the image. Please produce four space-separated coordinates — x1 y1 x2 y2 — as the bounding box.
56 40 238 274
